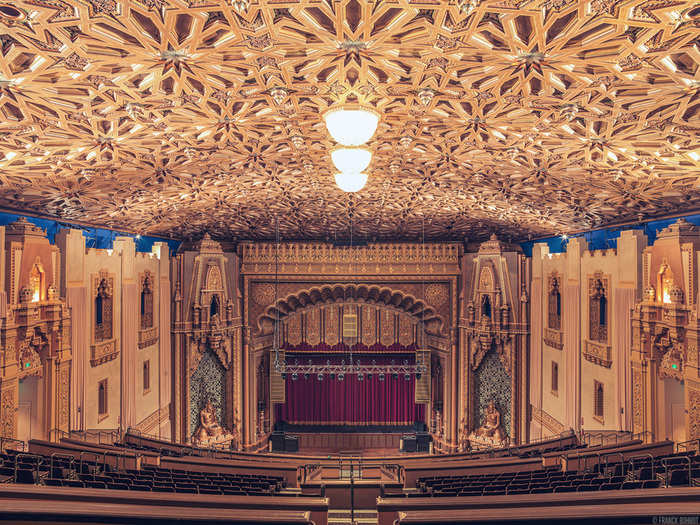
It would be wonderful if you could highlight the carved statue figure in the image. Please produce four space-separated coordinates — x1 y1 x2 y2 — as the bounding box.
192 400 233 448
468 400 507 448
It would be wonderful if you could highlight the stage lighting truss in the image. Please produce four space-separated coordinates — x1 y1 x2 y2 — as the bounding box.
273 357 427 381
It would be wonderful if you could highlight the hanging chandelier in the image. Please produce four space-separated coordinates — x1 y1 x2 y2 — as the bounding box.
323 105 379 193
334 172 368 193
271 217 427 379
322 106 380 146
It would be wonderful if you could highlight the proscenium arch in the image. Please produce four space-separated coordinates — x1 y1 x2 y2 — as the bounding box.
256 284 445 337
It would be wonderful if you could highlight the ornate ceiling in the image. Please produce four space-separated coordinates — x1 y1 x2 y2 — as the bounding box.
0 0 698 242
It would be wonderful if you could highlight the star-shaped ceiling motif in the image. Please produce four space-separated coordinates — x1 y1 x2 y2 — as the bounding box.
0 0 697 243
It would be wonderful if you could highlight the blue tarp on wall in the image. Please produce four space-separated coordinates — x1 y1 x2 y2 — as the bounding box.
0 212 181 253
520 213 700 257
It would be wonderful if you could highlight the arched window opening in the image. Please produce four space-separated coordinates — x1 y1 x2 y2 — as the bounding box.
594 381 604 420
140 276 153 330
590 278 608 342
548 277 561 330
96 294 103 325
210 295 219 318
95 278 112 342
481 295 491 318
29 263 44 302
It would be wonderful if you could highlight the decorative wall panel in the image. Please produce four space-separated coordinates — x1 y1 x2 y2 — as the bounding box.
307 308 321 347
361 305 376 347
473 348 512 438
325 307 339 347
380 309 395 347
189 350 226 439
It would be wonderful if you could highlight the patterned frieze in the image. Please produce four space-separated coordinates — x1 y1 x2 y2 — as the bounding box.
239 243 462 276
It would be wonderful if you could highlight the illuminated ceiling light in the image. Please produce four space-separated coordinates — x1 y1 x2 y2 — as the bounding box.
334 172 368 193
230 0 250 13
331 147 372 173
417 87 435 105
399 136 413 148
322 106 379 146
270 87 288 105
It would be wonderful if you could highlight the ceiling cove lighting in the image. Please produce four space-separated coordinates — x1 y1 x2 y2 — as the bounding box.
322 106 380 146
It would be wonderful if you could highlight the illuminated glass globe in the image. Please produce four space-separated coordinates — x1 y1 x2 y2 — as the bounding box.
323 106 380 146
334 172 368 192
331 147 372 173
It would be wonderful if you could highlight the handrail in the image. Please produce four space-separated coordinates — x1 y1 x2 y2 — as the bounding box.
602 451 625 479
629 453 654 482
676 438 700 453
0 437 26 452
14 453 43 484
661 455 692 488
50 453 75 478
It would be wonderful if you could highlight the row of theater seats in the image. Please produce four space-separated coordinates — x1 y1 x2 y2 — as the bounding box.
415 451 698 497
0 449 285 496
596 450 700 486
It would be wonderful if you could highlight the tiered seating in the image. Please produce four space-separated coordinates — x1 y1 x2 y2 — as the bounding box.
414 450 698 497
599 451 700 487
1 448 285 496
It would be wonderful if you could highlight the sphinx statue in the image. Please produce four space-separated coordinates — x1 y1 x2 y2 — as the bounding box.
468 400 507 449
192 400 234 448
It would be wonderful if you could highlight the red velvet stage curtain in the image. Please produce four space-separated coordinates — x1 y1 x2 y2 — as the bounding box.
279 354 425 425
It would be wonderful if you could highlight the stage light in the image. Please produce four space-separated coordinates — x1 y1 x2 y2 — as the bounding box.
281 373 286 380
378 373 385 382
404 373 411 381
330 373 336 380
416 372 421 380
317 373 324 381
392 372 398 380
304 373 309 380
357 373 364 381
291 372 298 381
338 373 344 381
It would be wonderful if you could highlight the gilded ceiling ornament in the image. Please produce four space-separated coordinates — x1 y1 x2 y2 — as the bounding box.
269 87 288 105
417 87 435 105
230 0 250 14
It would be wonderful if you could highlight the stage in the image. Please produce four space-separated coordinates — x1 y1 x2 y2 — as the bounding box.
295 432 401 454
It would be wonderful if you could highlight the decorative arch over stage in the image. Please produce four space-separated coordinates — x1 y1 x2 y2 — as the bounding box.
239 242 461 449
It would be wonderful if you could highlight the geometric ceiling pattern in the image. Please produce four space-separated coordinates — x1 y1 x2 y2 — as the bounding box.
0 0 698 242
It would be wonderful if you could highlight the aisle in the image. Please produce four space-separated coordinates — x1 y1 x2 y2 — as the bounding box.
328 509 378 525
